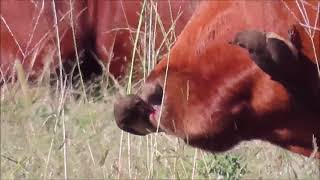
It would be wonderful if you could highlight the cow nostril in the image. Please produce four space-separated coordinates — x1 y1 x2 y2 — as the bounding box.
147 83 163 105
114 95 138 127
114 94 155 135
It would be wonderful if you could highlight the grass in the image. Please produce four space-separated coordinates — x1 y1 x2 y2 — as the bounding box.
1 0 320 179
1 79 319 179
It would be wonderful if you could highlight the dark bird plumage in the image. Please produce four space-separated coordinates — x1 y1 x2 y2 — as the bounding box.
231 28 320 112
231 30 299 82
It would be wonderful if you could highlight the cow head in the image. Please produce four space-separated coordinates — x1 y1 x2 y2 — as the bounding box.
113 45 249 150
113 0 320 157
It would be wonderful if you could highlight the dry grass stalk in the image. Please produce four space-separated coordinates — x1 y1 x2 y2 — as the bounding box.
69 0 87 101
191 149 198 179
15 60 31 106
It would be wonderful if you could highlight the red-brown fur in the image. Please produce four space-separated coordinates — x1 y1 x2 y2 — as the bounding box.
140 0 319 157
1 0 197 80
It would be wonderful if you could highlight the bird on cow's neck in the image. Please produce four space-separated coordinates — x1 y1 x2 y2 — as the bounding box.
230 28 299 82
231 26 320 113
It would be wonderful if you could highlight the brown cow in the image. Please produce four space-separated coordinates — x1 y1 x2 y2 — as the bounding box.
114 0 320 158
0 0 197 81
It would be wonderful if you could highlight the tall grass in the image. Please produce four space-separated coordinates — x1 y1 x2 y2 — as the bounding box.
1 0 319 179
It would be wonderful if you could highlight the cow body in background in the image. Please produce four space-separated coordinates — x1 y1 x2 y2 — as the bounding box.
114 0 320 158
1 0 197 81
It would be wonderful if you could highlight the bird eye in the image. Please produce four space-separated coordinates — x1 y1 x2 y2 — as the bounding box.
238 43 246 48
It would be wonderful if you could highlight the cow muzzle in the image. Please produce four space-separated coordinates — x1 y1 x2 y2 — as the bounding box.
114 94 160 136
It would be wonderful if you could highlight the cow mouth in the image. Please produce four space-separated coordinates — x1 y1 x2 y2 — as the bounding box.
149 104 162 130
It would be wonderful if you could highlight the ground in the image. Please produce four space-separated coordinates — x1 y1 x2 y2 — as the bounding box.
1 74 319 179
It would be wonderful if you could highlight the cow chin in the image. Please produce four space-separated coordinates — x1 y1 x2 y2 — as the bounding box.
114 94 163 136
